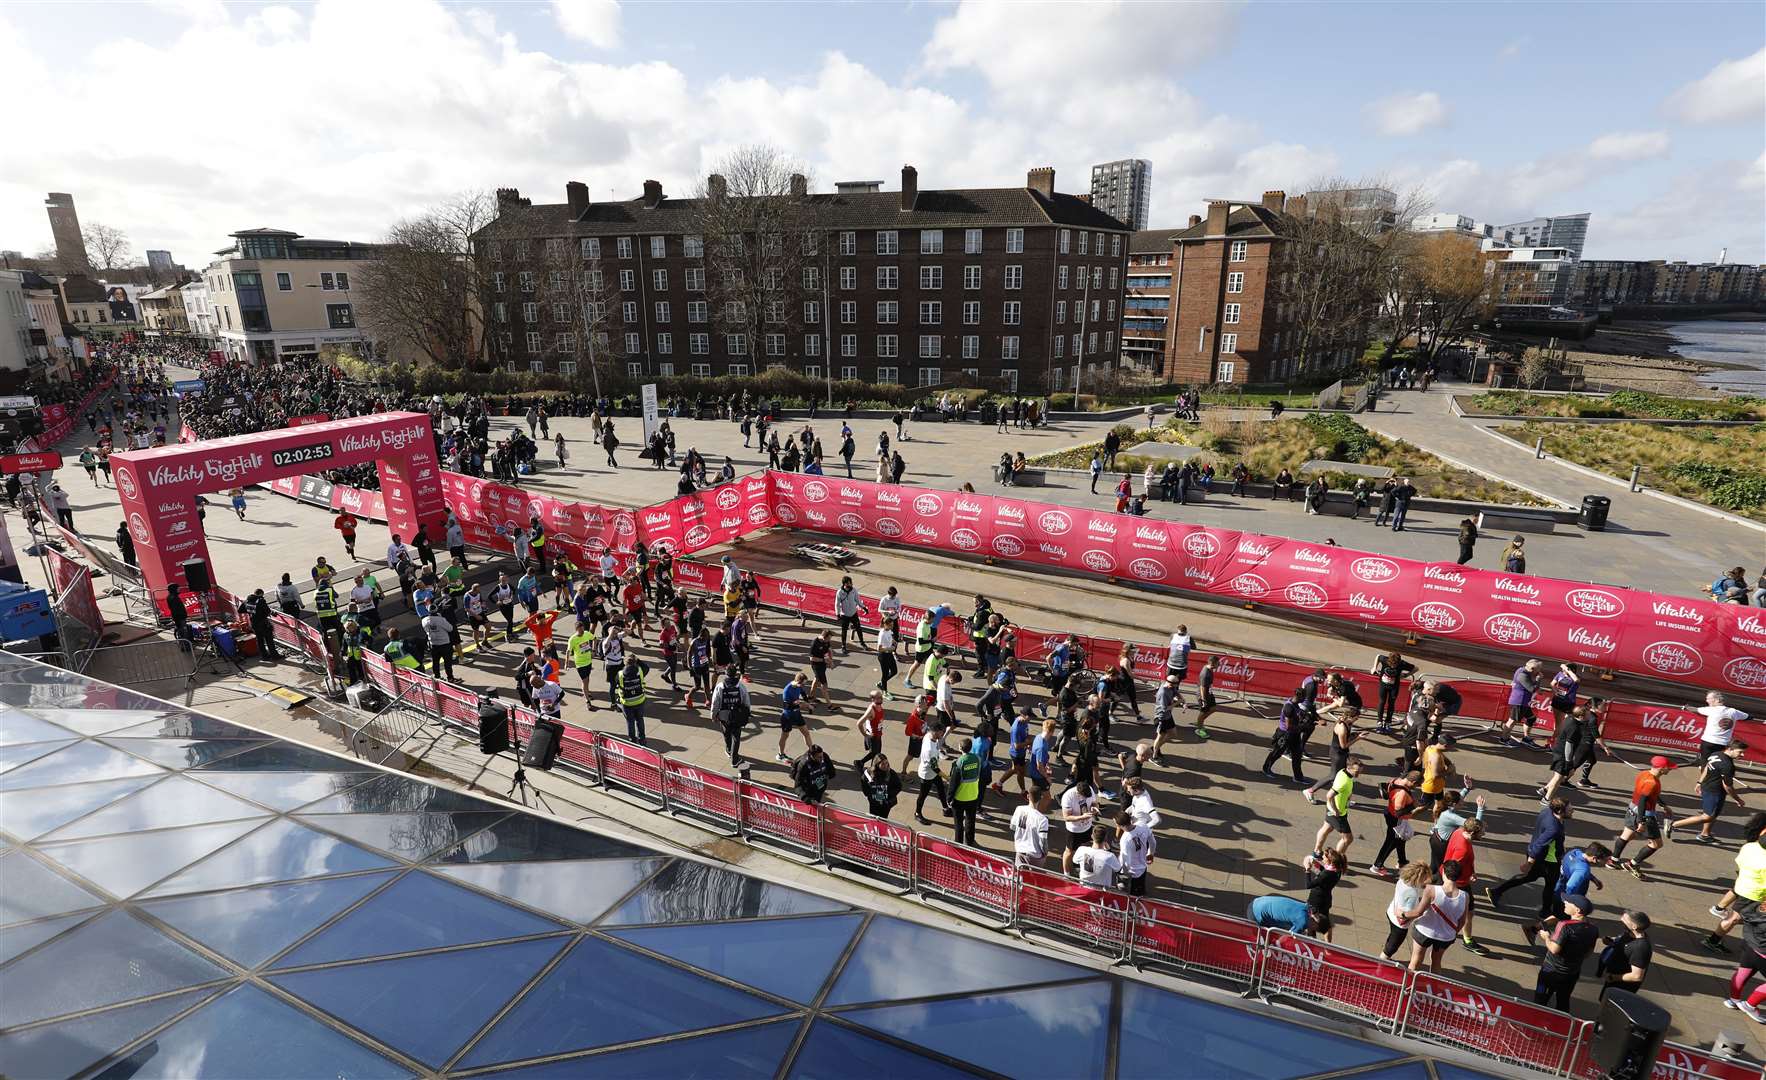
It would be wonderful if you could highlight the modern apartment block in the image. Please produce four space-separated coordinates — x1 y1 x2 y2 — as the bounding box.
145 249 175 274
1495 213 1590 259
1090 159 1152 232
1301 187 1398 233
477 166 1131 393
201 229 377 363
43 192 90 273
1483 247 1578 314
1123 229 1181 373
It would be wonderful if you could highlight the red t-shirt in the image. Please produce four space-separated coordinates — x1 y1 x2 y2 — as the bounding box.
904 710 926 740
333 513 358 537
527 610 559 647
1443 828 1476 885
622 582 644 612
1632 772 1661 813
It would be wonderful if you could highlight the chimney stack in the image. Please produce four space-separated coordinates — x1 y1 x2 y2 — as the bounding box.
496 187 523 208
1188 214 1202 228
1261 190 1285 212
1287 194 1308 220
900 165 917 211
642 179 664 208
707 173 727 199
790 173 808 198
1205 199 1230 235
566 181 589 220
1026 167 1055 197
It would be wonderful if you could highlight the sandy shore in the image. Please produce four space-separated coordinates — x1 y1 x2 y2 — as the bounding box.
1558 318 1761 394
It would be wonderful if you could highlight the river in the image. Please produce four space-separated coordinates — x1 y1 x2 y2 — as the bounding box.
1672 319 1766 393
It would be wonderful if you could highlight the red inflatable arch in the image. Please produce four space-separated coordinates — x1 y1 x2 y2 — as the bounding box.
109 412 447 603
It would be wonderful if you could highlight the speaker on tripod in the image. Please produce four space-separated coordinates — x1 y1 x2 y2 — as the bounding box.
1588 989 1668 1080
179 557 211 592
523 717 565 771
478 696 511 755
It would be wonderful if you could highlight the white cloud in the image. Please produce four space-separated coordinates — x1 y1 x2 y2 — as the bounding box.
551 0 620 47
1587 131 1670 161
1364 91 1448 136
1592 157 1764 262
1497 36 1530 60
1666 47 1766 124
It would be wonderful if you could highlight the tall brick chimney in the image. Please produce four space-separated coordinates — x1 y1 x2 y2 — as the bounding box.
496 187 523 208
900 165 917 211
707 173 727 199
1027 167 1055 197
1205 199 1230 235
566 181 589 220
790 173 808 198
1261 190 1285 212
642 180 664 207
1287 194 1308 219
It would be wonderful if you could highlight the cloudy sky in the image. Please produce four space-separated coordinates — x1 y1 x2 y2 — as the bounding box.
3 0 1761 267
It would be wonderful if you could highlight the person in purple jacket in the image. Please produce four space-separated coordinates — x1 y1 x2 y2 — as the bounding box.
1496 659 1544 748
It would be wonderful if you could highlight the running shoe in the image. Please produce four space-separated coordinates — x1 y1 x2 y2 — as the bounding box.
1195 727 1211 741
1520 922 1538 946
1623 861 1645 880
1704 936 1731 954
1369 865 1395 880
1712 905 1731 919
1742 1002 1766 1025
1663 819 1675 839
774 753 791 764
1725 997 1743 1009
1463 939 1491 956
1696 834 1717 845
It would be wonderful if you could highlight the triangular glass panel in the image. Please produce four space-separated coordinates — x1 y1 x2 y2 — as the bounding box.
270 937 568 1068
110 714 263 739
0 909 229 1028
192 742 372 772
296 811 507 862
0 738 75 773
298 772 505 814
483 1019 799 1079
0 709 78 746
823 916 1086 1006
100 737 266 770
29 708 166 735
842 981 1110 1080
39 819 266 898
0 774 160 841
274 870 566 968
788 1020 978 1080
1115 982 1403 1080
601 860 847 926
139 871 397 968
192 770 376 811
0 987 220 1080
0 910 95 965
437 857 667 924
91 984 408 1079
610 913 864 1002
458 936 788 1069
142 818 395 897
0 850 104 926
0 740 164 792
428 814 647 863
44 775 269 841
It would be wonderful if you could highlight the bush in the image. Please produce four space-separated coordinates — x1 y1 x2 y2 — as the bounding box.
1664 462 1766 512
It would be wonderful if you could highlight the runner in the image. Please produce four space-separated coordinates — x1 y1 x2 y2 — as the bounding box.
1404 860 1470 974
1010 785 1053 869
1058 778 1099 877
853 690 886 771
1496 659 1545 747
1303 674 1362 803
1704 813 1766 955
1612 756 1675 879
808 630 835 707
1673 743 1750 844
568 619 598 701
875 616 900 699
1164 625 1193 706
1117 809 1153 896
1311 757 1363 859
1698 692 1752 760
1074 825 1121 889
861 755 902 819
1149 675 1180 764
1369 650 1417 735
1491 799 1572 915
1370 770 1422 879
1192 654 1218 741
912 715 949 824
1260 687 1310 785
1302 848 1345 942
1379 862 1433 961
683 625 712 708
776 671 813 763
1528 894 1599 1012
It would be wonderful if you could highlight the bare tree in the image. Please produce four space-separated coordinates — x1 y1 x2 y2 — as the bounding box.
691 145 816 375
525 235 631 397
355 192 493 370
82 223 132 273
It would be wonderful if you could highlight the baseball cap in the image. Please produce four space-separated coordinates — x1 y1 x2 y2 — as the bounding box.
1562 894 1593 915
1649 755 1676 770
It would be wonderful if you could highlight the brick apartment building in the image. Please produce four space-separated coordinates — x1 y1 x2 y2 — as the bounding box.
1128 191 1364 386
1572 260 1764 308
477 166 1130 393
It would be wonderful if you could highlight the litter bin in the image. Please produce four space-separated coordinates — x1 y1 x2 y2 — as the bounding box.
1579 494 1611 531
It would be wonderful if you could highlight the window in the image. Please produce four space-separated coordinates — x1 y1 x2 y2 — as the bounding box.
803 266 819 290
559 360 578 375
488 243 503 263
526 331 542 352
616 237 633 259
1058 229 1071 254
1003 301 1021 325
876 266 899 290
877 366 899 383
1057 266 1069 290
1056 300 1067 323
964 229 982 254
529 360 545 373
1006 228 1024 253
588 270 604 290
1111 235 1122 256
655 301 671 322
582 238 601 259
920 229 943 254
1109 268 1118 290
554 332 574 351
685 267 705 292
724 301 746 322
623 301 638 323
839 231 857 255
801 233 819 255
877 301 898 324
1073 332 1083 355
1094 232 1105 253
619 270 634 291
1107 300 1116 320
1198 328 1208 352
625 332 640 353
684 234 703 258
917 367 941 386
658 362 675 376
839 266 857 290
690 333 709 354
962 301 980 325
1077 232 1089 255
1089 331 1098 351
920 266 943 290
840 334 857 357
726 333 747 355
691 362 711 376
522 302 539 323
656 332 672 354
653 269 668 291
1002 336 1020 361
1091 299 1101 321
546 238 566 260
1224 303 1240 324
766 333 786 356
762 233 782 255
493 302 507 323
650 236 666 259
840 300 857 324
1230 240 1248 262
841 365 858 380
1221 332 1237 353
919 335 941 358
519 271 534 292
767 300 785 323
918 301 941 325
804 300 820 324
1004 265 1022 290
553 302 570 322
275 272 291 291
327 303 354 329
514 240 530 260
763 268 783 291
962 335 979 359
547 270 566 293
804 333 821 356
1053 336 1064 358
688 301 708 323
1227 272 1244 294
1092 267 1103 289
805 364 821 378
875 230 899 255
963 266 981 290
1104 330 1114 351
335 272 350 290
877 334 899 358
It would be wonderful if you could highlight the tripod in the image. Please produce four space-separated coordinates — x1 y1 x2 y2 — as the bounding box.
502 727 553 812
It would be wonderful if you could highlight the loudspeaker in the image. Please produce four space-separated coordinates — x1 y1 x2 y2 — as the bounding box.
1589 989 1669 1080
179 557 211 592
345 684 385 712
477 699 510 755
522 718 565 771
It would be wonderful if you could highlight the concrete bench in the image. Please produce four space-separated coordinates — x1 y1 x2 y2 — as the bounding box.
993 466 1048 487
1477 507 1558 535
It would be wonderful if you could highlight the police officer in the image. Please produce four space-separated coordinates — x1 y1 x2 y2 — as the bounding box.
948 736 984 846
618 653 650 744
527 515 548 572
239 588 280 661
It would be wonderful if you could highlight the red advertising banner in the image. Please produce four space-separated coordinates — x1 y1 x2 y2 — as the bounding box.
1018 868 1132 947
737 779 820 851
663 758 740 822
914 833 1015 915
287 413 331 428
822 805 916 879
1566 1040 1763 1080
597 733 665 797
41 404 68 427
330 484 385 521
1 452 63 474
1404 972 1582 1074
1259 931 1408 1025
1131 897 1262 983
46 549 103 635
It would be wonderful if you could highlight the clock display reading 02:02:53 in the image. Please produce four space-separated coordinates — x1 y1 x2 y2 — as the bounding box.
271 442 335 469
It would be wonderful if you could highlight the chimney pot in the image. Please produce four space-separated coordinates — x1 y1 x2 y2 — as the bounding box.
642 179 664 207
1188 214 1202 228
707 173 727 199
1261 190 1285 212
1205 199 1230 236
1027 167 1055 197
566 181 589 220
496 187 522 207
900 165 917 212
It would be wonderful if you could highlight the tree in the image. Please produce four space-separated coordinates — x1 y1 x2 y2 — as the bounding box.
526 235 631 397
82 223 132 272
1411 233 1488 361
690 145 816 378
354 192 494 370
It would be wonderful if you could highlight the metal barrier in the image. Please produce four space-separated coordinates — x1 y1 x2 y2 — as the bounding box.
596 733 666 808
84 637 198 687
736 779 821 858
821 804 916 889
1016 868 1130 960
1399 972 1584 1077
913 832 1016 924
1255 930 1409 1031
661 758 741 830
1126 896 1262 991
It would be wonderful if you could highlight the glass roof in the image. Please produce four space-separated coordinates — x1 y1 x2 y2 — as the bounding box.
0 653 1500 1079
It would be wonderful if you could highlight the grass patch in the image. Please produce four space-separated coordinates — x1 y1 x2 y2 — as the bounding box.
1467 390 1765 421
1031 415 1546 505
1496 422 1766 520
